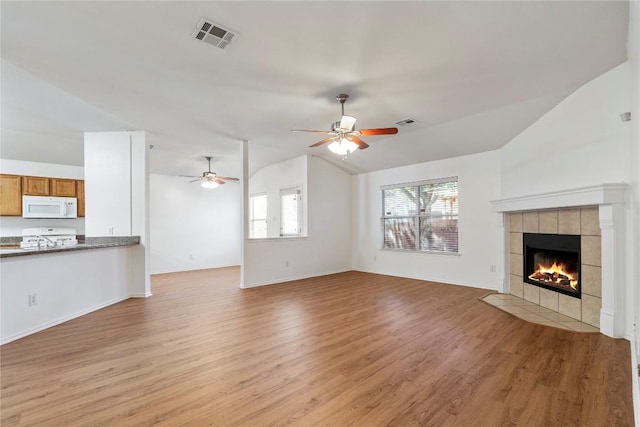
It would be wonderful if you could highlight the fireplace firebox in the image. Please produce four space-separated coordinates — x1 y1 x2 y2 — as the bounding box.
523 233 581 299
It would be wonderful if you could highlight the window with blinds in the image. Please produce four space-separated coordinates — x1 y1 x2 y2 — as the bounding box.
381 177 458 253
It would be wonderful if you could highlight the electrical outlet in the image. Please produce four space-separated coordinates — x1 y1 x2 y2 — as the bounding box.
490 264 496 273
28 293 37 306
108 227 114 235
285 261 289 267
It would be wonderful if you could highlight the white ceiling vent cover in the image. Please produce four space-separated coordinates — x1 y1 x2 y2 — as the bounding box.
394 118 418 127
192 18 239 50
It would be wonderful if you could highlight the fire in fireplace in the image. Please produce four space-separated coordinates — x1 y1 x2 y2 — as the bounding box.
523 233 581 298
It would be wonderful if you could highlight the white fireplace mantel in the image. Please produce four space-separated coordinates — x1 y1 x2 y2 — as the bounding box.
490 183 628 213
490 183 629 339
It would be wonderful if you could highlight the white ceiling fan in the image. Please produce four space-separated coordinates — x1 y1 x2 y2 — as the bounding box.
179 156 239 189
292 93 398 156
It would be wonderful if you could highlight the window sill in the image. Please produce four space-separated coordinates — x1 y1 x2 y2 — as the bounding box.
248 236 308 242
380 248 461 256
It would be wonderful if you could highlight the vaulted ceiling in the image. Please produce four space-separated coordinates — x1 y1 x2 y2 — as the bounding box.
0 1 629 177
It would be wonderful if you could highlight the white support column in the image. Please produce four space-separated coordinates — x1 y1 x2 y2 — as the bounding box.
130 131 151 297
497 212 509 294
599 203 626 337
239 139 249 289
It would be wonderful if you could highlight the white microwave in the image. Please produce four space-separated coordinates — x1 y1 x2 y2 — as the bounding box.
22 196 78 219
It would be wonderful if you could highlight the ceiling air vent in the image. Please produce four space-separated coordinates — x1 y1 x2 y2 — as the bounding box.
394 118 418 127
192 18 239 50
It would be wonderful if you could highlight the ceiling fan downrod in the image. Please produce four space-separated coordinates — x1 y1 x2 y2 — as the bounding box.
336 93 349 116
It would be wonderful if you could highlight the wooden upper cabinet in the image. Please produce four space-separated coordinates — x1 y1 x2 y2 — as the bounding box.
3 175 82 216
51 178 77 197
22 176 50 196
76 180 85 217
0 174 23 216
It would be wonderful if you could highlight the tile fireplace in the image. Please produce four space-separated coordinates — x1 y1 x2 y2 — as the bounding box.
491 184 629 338
507 209 598 327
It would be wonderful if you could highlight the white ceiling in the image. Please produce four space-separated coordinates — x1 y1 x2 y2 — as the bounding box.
0 1 629 178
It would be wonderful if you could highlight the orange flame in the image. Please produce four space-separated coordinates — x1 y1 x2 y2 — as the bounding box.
529 261 578 290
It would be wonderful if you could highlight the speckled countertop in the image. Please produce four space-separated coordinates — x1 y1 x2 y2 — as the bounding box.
0 236 140 258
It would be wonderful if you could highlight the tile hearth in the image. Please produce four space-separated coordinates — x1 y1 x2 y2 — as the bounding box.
481 293 599 333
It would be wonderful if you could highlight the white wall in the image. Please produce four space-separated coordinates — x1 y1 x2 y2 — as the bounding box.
84 130 150 296
627 0 640 418
0 159 85 236
500 62 632 198
149 173 241 274
249 155 308 238
352 150 502 290
84 131 133 236
242 156 351 287
1 247 131 344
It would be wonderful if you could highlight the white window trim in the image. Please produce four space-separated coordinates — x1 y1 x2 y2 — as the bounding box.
280 186 302 237
249 192 268 239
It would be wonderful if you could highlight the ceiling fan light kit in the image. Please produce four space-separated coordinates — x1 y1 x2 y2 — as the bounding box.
292 93 398 157
201 180 220 189
328 138 359 156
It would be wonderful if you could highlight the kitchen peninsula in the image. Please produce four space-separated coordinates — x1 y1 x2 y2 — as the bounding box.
1 131 150 345
0 236 144 344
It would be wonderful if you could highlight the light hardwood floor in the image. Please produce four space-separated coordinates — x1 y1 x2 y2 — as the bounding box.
1 268 634 426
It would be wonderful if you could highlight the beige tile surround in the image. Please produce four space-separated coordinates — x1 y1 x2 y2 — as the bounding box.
507 207 602 329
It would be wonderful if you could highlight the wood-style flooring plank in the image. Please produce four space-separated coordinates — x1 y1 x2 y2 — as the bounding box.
1 268 634 426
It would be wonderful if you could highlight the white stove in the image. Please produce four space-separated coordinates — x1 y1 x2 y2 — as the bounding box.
20 228 78 249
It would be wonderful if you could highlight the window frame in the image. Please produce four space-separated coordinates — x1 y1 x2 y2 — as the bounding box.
249 192 268 239
381 177 459 254
279 186 302 237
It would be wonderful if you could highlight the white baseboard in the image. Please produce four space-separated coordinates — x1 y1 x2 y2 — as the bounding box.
1 295 129 345
630 335 640 427
351 268 499 292
130 292 152 298
241 269 351 288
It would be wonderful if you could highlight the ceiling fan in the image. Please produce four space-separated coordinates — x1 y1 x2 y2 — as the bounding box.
292 93 398 156
179 156 239 189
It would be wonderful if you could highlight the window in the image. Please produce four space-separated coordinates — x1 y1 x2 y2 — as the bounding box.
382 177 458 253
280 187 302 237
249 193 267 238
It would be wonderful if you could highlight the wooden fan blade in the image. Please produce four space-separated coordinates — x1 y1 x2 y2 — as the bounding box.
291 130 334 134
213 178 226 185
188 178 204 183
358 127 399 136
217 176 239 182
349 136 370 150
309 136 337 148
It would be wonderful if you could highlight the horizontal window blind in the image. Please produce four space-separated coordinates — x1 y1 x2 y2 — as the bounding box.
382 177 458 253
